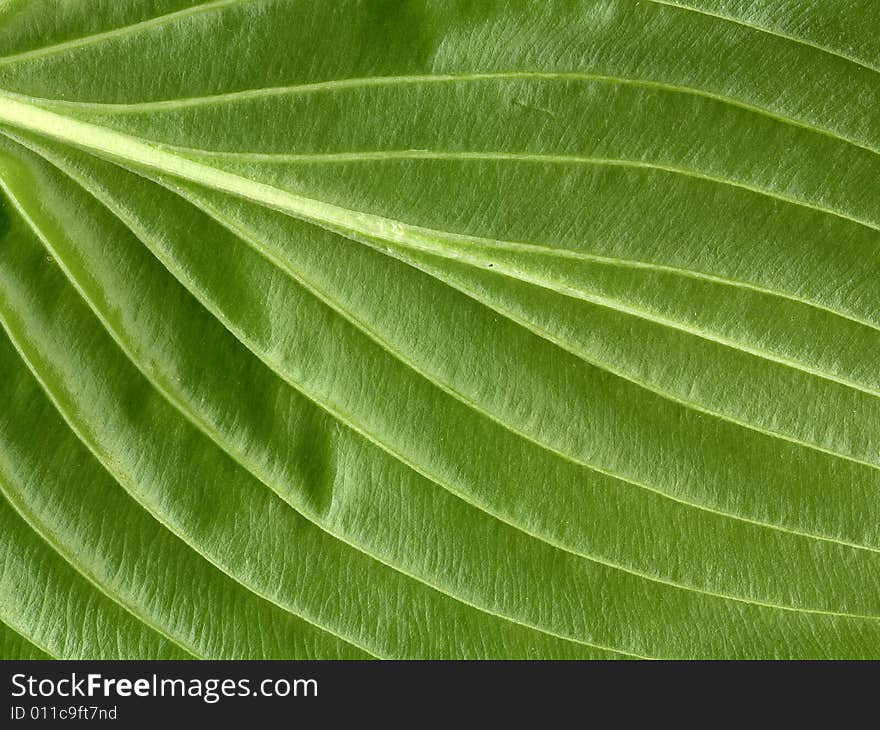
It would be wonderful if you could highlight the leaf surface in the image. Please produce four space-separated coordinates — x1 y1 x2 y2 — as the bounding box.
0 0 878 659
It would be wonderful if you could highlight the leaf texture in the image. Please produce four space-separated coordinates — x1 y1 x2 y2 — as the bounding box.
0 0 878 659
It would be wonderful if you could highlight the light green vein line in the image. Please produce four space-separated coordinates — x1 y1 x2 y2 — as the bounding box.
402 237 880 339
643 0 880 75
379 233 880 406
0 611 59 660
0 0 258 66
160 147 880 341
0 145 634 661
315 210 880 407
30 144 880 627
10 69 877 158
172 146 879 234
0 0 875 81
0 470 203 659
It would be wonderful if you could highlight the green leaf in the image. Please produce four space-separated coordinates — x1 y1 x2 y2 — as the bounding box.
0 0 878 660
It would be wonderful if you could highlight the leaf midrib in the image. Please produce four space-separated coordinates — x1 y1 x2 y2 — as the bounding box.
149 145 880 234
159 144 880 340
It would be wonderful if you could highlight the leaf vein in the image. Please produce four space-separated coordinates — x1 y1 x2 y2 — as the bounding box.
0 615 59 659
171 147 879 234
0 0 258 66
0 475 203 658
644 0 880 75
12 70 875 157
